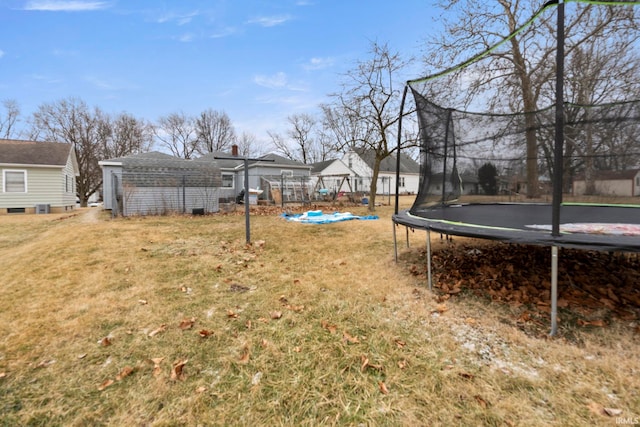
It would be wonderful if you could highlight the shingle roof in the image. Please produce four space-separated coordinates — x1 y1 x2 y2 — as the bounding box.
310 159 338 174
353 148 420 174
0 139 72 166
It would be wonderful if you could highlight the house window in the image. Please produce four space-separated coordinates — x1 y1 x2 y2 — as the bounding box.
3 170 27 193
636 176 640 187
65 175 70 192
399 177 405 187
222 173 234 188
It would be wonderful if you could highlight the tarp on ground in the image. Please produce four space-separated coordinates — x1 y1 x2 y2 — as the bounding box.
282 210 378 224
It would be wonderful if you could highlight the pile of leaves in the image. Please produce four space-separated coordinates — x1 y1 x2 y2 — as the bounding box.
406 240 640 332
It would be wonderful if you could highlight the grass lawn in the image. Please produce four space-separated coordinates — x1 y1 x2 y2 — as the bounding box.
0 198 638 426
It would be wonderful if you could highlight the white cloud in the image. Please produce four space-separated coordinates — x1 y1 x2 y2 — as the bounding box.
210 27 237 39
177 33 195 42
247 15 291 27
254 72 288 89
0 50 4 59
303 57 334 71
23 1 109 11
156 11 199 26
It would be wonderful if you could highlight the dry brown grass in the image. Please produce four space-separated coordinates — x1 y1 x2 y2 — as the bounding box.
0 199 638 426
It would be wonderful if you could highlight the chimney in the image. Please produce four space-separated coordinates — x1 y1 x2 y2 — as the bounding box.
232 144 239 157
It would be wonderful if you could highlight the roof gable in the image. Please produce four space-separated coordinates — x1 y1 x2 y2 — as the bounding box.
0 139 73 167
351 148 420 174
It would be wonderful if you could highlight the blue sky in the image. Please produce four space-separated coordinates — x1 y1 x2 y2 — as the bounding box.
0 0 439 149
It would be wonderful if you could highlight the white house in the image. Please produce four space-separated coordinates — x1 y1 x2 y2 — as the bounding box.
340 148 420 195
572 169 640 197
0 139 79 214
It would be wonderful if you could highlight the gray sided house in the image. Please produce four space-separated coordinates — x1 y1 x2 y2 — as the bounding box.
100 152 222 216
0 139 79 214
198 151 313 205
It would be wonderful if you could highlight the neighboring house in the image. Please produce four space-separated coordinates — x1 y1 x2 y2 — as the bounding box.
572 169 640 197
426 172 479 196
0 139 79 214
341 148 420 195
99 152 222 216
310 159 356 196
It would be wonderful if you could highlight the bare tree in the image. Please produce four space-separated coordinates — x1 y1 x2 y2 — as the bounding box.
329 41 411 211
30 97 109 206
0 99 20 139
104 113 154 159
155 112 197 159
237 131 261 157
268 130 296 161
195 109 236 155
422 0 640 197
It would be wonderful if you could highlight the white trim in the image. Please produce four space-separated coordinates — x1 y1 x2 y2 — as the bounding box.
3 169 27 193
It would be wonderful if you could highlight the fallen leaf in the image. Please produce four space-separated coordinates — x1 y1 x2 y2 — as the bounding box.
293 346 301 353
77 353 87 359
179 317 196 330
293 279 301 285
99 337 112 346
474 395 489 408
270 311 282 320
227 310 238 319
150 357 164 377
321 320 337 334
360 356 369 372
434 304 448 314
278 295 289 304
458 372 475 380
286 304 305 312
98 379 114 391
379 381 389 394
0 372 7 379
198 329 214 338
260 339 269 348
115 366 134 381
171 359 188 381
35 359 56 369
343 331 359 344
394 339 406 348
138 299 148 305
245 320 252 329
397 359 408 369
238 346 250 364
148 324 167 337
196 386 207 393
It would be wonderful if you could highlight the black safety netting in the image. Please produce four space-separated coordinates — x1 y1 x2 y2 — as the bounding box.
409 85 640 214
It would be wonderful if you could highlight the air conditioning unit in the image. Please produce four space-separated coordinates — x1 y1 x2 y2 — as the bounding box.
35 204 50 214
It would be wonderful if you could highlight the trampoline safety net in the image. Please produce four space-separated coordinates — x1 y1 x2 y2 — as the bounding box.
409 86 640 213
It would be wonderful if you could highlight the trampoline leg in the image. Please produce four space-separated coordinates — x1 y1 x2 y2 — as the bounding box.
393 223 398 263
550 246 559 336
426 229 432 291
406 227 410 248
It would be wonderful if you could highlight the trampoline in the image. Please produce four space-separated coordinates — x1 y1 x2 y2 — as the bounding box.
394 203 640 253
391 2 640 335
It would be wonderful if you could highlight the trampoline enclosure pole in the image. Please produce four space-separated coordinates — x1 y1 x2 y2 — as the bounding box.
550 246 559 336
426 229 432 291
393 223 398 263
552 0 565 236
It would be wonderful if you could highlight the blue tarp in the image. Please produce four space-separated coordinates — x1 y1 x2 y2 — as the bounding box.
282 210 379 224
